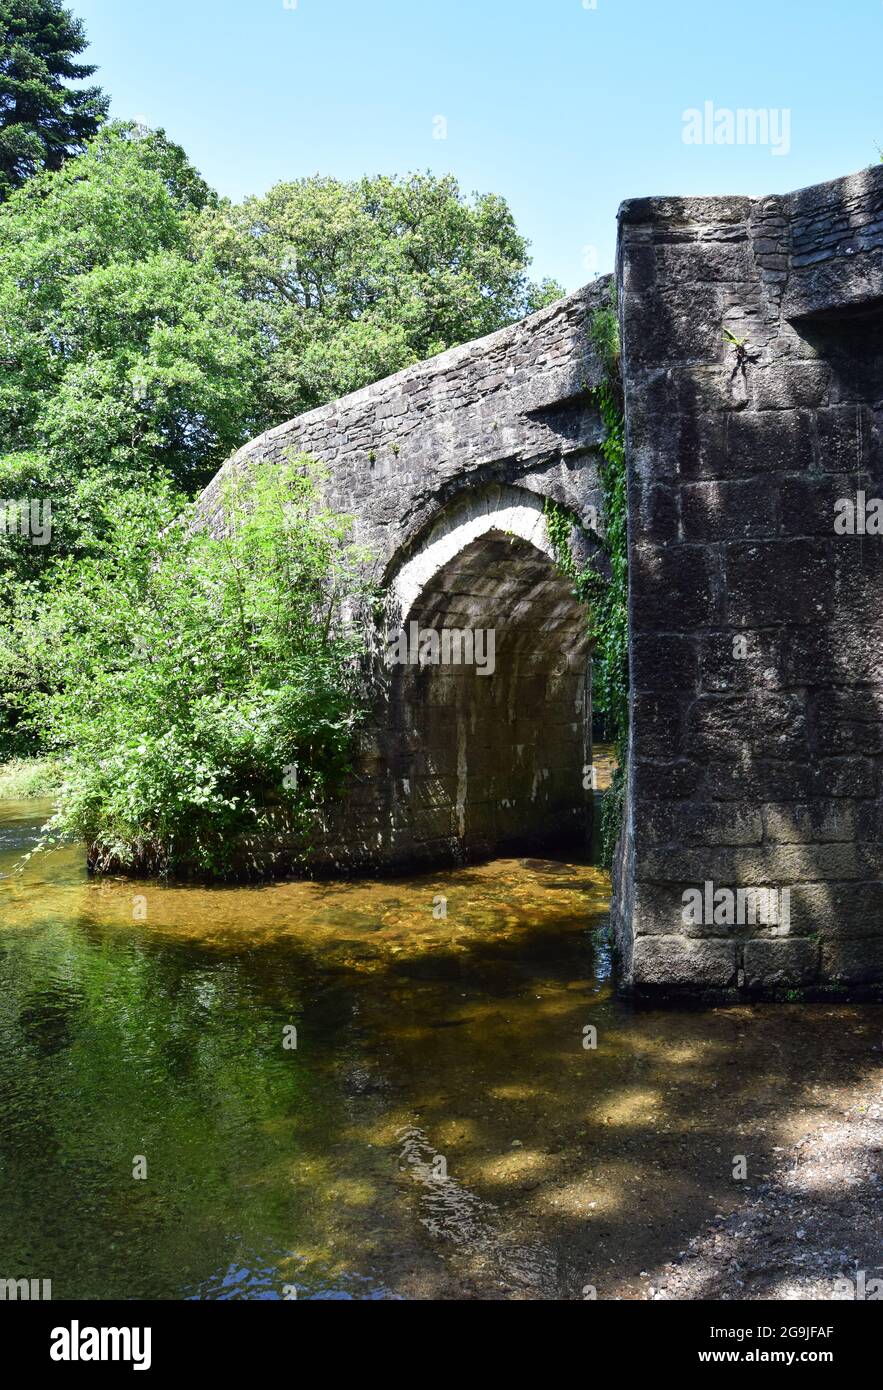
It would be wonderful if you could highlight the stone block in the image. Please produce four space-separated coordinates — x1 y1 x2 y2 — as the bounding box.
688 693 809 762
720 409 814 479
821 939 883 985
743 938 820 989
631 543 719 630
641 841 865 885
631 936 737 988
724 540 832 625
790 881 883 937
761 801 857 844
634 801 762 850
631 633 698 693
751 363 830 410
680 478 779 541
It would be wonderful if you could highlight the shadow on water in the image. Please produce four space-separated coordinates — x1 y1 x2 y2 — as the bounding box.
1 798 882 1300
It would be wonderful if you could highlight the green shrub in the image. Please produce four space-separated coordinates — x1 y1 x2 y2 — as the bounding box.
0 757 61 800
4 457 375 878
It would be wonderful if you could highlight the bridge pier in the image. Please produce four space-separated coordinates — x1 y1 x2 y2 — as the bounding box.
614 166 883 995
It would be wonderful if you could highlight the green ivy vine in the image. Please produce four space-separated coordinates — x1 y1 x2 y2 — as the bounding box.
544 286 628 868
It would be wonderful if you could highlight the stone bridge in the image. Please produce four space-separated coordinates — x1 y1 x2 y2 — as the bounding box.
199 165 883 997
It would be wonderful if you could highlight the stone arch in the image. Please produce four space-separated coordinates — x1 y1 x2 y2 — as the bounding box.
360 484 595 869
388 484 558 620
307 484 597 873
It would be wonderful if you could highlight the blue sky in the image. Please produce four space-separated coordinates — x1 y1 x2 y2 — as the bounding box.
74 0 881 290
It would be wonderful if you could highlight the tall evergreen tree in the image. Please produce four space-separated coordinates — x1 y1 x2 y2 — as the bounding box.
0 0 107 199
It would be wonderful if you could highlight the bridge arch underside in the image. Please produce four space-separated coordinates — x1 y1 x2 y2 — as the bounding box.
384 532 591 868
314 528 592 873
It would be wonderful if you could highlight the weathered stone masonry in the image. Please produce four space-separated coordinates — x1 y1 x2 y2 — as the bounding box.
201 164 883 995
614 165 883 994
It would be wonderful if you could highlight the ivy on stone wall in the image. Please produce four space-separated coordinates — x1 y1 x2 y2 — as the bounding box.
545 286 628 868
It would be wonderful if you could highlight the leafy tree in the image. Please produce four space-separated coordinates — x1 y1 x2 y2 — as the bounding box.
204 172 564 418
0 121 265 755
0 121 265 571
4 458 375 878
0 0 108 200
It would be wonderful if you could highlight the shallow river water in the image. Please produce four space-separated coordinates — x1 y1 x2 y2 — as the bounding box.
1 796 882 1300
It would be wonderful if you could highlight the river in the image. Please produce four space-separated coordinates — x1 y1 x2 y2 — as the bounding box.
1 794 881 1300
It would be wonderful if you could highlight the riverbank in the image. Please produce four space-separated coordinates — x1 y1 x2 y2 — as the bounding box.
0 757 61 801
647 1063 883 1301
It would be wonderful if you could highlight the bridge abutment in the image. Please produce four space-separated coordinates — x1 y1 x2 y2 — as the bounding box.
614 166 883 995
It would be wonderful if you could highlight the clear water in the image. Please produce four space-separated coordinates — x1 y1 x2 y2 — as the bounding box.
1 796 880 1300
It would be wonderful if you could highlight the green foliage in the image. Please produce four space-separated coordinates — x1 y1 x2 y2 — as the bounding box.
723 328 749 348
0 755 59 798
2 457 375 878
202 171 564 419
0 120 262 549
0 119 268 758
0 0 108 199
545 285 628 869
588 287 621 381
591 379 628 753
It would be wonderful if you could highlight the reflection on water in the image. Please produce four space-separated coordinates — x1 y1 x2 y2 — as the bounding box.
1 796 882 1300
